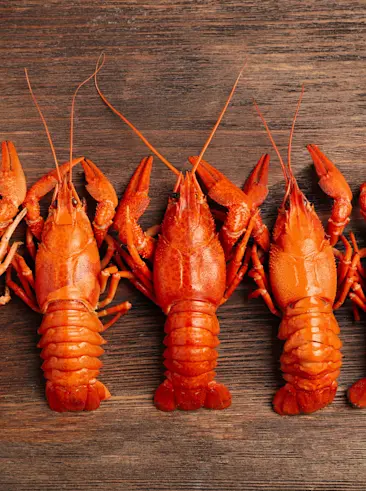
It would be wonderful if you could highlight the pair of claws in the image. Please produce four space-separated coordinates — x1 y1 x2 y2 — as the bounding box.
0 141 110 235
115 153 270 261
0 144 119 305
23 155 118 247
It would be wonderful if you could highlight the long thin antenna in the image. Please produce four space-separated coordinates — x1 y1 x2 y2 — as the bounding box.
253 99 288 184
288 85 305 173
69 54 106 183
94 54 180 176
192 61 247 174
25 68 61 182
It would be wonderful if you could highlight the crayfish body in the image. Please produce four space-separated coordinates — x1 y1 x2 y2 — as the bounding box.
95 64 271 410
153 172 230 410
250 93 353 415
7 66 131 412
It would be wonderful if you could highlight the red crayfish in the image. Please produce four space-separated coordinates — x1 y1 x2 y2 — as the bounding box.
6 65 132 412
95 66 271 411
249 89 353 414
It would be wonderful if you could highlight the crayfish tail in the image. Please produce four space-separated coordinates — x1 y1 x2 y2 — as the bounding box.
155 304 231 412
39 303 112 412
274 299 342 415
348 378 366 408
46 380 110 412
273 382 337 416
154 380 207 411
154 379 231 412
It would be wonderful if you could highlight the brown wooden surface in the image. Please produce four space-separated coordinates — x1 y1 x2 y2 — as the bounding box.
1 1 366 490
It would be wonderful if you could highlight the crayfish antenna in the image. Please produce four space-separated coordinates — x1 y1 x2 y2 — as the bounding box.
281 86 305 208
253 99 288 186
25 68 61 183
173 172 183 193
287 85 305 181
254 87 305 209
69 54 106 184
94 54 180 177
191 59 248 175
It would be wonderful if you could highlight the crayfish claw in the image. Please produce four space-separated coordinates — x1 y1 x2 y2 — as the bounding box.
0 141 27 227
114 156 152 226
113 156 155 260
82 158 118 207
188 155 270 255
243 153 270 208
1 141 24 178
80 158 118 247
307 144 352 246
124 155 153 196
188 156 245 206
307 144 352 201
1 140 11 172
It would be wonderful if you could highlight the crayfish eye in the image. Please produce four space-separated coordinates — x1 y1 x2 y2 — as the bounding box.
169 192 180 200
71 198 78 207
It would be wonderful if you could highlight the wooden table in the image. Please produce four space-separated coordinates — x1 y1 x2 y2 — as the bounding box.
1 2 366 490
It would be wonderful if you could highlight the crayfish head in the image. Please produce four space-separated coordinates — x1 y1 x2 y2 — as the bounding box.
42 177 91 254
272 180 326 254
51 177 81 226
161 172 216 252
269 179 338 309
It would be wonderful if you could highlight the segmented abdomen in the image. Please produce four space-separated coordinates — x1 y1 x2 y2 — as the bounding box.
38 301 110 412
163 302 220 390
279 298 342 392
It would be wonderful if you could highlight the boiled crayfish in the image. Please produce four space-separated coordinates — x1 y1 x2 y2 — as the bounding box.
0 141 27 305
6 65 132 412
95 66 271 411
249 89 353 415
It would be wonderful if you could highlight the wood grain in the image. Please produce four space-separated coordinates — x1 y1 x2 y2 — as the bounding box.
1 1 366 490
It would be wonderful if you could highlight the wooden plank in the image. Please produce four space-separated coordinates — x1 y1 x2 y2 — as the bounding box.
1 1 366 490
